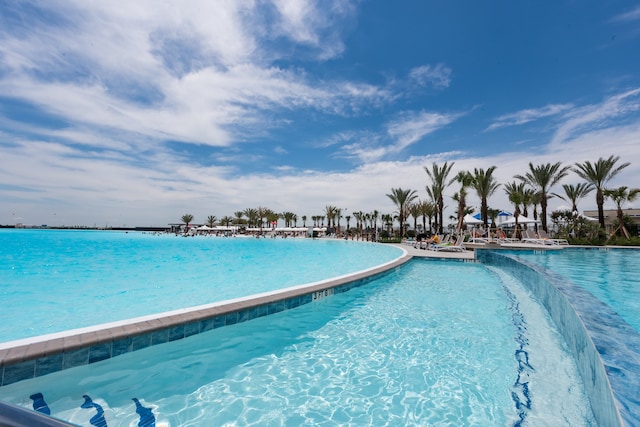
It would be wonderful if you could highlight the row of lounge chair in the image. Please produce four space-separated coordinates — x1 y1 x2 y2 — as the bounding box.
407 229 569 252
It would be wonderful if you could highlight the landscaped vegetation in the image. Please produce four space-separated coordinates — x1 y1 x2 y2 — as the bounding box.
181 155 638 245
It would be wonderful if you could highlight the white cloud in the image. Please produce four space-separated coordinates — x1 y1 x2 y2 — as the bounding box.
609 6 640 23
408 64 452 89
550 88 640 146
487 103 574 131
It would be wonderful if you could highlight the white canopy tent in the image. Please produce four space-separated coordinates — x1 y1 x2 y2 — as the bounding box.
463 214 484 225
500 215 540 225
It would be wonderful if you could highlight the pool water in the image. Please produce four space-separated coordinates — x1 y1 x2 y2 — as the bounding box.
506 248 640 333
0 259 595 426
0 230 403 342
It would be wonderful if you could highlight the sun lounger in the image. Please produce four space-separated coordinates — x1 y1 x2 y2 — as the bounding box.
521 229 557 245
430 234 466 252
537 230 569 245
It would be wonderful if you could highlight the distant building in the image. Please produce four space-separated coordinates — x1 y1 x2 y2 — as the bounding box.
583 208 640 233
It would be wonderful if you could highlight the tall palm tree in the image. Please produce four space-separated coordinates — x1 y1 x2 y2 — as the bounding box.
424 162 455 234
515 162 571 232
233 211 245 225
219 216 234 227
243 208 258 227
301 215 307 227
419 200 436 233
452 170 473 231
181 214 194 233
504 181 526 238
574 155 631 229
603 186 640 238
408 202 421 233
206 215 217 228
552 183 594 213
324 205 337 230
471 167 500 230
386 188 418 237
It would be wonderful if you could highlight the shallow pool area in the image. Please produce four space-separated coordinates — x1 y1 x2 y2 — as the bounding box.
0 259 595 426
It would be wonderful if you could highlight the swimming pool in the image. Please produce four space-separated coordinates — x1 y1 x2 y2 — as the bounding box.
0 258 595 426
0 230 403 342
503 247 640 332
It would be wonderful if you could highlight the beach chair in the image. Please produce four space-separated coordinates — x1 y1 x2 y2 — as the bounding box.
537 230 568 245
430 234 466 252
521 229 557 245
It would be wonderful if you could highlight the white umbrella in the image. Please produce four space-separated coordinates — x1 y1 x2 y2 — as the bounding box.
501 215 539 225
463 214 483 225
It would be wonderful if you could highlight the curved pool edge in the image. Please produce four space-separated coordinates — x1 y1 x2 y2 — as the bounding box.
0 249 412 387
477 249 640 427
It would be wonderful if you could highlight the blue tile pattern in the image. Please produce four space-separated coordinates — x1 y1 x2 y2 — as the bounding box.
477 249 640 427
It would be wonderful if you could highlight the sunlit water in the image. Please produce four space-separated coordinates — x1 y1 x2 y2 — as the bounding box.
0 259 595 426
0 229 402 342
506 248 640 333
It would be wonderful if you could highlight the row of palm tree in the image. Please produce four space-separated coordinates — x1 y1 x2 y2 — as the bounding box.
385 155 636 239
180 155 636 240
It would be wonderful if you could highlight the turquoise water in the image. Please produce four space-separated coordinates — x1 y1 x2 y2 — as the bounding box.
0 259 594 426
506 248 640 333
0 230 403 342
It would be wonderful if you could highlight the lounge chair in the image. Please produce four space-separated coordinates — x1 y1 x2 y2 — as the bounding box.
430 234 466 252
537 230 569 245
521 229 557 245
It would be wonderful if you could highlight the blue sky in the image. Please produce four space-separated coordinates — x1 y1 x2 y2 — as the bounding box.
1 1 640 227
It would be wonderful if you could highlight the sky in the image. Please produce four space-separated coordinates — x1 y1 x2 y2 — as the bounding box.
1 0 640 227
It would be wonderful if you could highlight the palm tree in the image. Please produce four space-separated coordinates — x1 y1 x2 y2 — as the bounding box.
552 183 594 213
324 205 337 230
504 181 526 238
419 200 436 233
452 170 473 231
515 162 571 232
381 213 394 235
281 211 296 227
603 186 640 238
424 162 455 234
345 215 351 232
233 211 245 225
301 215 307 227
206 215 217 228
181 214 194 233
256 206 270 230
408 202 421 233
243 208 258 227
471 167 500 230
574 156 631 229
386 188 418 237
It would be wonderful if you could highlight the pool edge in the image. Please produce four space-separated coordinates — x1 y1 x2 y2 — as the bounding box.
477 249 639 427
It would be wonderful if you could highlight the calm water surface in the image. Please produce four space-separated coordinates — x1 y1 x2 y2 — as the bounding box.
0 229 402 342
507 248 640 332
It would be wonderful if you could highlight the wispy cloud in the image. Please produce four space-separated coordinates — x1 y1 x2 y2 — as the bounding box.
550 88 640 145
337 110 461 163
486 104 574 131
609 6 640 23
408 64 452 89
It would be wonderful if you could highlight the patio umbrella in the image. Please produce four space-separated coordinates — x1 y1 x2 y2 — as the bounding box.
463 214 484 225
501 215 539 225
